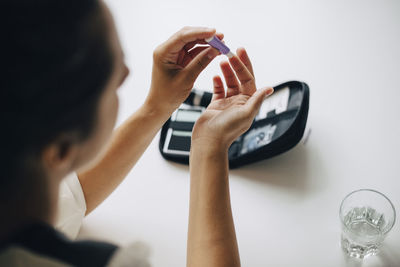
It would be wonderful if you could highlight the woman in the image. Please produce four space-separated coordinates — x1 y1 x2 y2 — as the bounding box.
0 0 273 266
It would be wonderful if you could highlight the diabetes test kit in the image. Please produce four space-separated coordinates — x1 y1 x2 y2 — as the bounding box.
159 81 310 168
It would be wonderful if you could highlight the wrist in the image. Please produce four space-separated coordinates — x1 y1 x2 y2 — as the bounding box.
190 138 229 179
146 83 183 115
142 96 175 122
191 137 230 157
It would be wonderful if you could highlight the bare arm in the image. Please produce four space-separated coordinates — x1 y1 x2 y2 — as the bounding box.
188 144 240 267
77 27 222 215
77 103 169 215
186 47 274 267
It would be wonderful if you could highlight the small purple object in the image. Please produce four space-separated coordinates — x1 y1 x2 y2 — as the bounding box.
205 36 234 58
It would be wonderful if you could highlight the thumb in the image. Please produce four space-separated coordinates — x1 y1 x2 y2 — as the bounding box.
244 87 274 117
181 47 219 84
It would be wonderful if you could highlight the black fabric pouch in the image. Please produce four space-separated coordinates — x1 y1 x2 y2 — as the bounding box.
159 80 310 168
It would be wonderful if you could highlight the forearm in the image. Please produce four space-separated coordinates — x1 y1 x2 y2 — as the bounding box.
78 102 171 215
187 144 240 267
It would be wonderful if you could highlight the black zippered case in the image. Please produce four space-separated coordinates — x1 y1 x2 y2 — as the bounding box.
159 81 310 168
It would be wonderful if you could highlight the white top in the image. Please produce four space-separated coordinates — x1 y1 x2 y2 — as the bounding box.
55 173 152 266
55 172 87 240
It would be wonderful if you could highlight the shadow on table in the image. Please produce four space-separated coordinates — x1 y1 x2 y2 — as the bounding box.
342 244 400 267
164 141 326 196
164 160 189 172
231 143 324 196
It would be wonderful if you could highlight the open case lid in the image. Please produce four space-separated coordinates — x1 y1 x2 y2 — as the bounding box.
159 80 310 168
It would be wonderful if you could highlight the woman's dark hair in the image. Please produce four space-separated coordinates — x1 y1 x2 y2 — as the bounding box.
0 0 114 192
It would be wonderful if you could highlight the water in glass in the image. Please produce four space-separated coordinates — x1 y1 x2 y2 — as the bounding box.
341 206 386 258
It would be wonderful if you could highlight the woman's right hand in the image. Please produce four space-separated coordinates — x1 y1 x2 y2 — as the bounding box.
191 47 274 152
146 27 223 116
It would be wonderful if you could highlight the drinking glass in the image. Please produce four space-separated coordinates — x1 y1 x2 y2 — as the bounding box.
339 189 396 259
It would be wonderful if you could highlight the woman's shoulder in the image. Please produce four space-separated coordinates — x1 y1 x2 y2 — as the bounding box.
0 222 152 267
0 222 117 267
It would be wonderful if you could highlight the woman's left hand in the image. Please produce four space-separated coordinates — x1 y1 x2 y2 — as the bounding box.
191 48 274 151
145 26 223 115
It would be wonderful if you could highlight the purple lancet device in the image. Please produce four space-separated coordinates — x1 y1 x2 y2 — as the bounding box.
205 36 235 58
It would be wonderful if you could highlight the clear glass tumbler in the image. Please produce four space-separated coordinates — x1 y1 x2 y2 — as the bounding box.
339 189 396 259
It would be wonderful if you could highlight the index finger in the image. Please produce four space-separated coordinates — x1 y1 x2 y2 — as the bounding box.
163 27 216 54
183 33 224 52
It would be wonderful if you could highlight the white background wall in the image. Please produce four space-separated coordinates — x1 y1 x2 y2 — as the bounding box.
79 1 400 266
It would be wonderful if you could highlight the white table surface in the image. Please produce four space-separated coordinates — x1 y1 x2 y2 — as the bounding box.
78 0 400 266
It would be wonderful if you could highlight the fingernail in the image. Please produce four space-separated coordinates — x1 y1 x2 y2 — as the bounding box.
266 88 274 96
